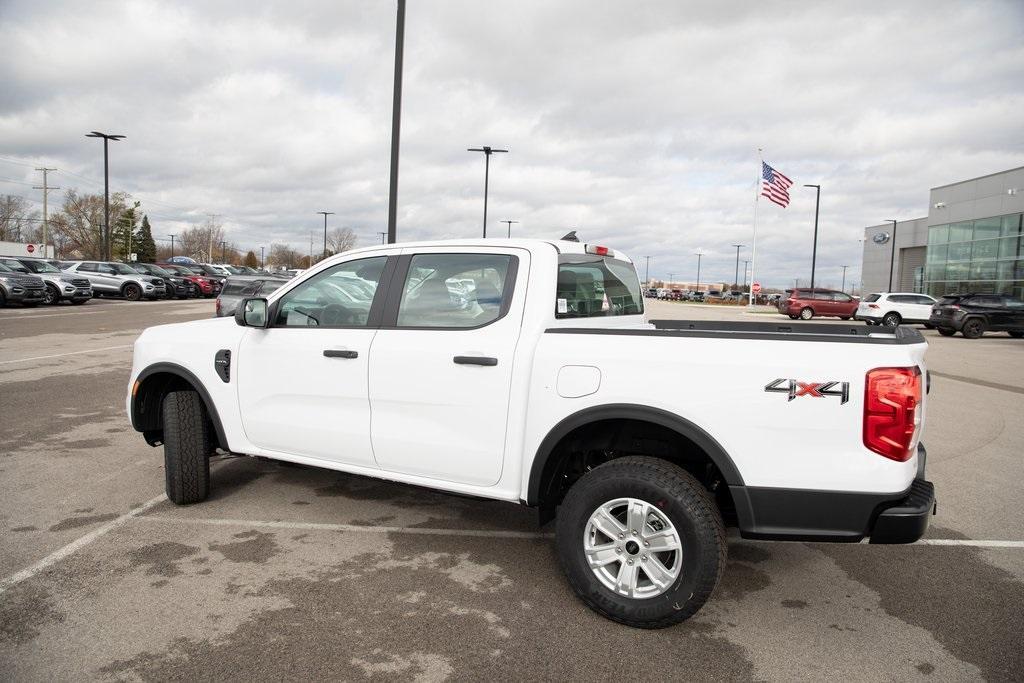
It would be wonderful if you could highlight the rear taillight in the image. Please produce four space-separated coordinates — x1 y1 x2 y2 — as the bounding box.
868 304 879 309
863 367 922 462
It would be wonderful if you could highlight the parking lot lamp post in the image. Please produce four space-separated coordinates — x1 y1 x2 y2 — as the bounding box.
85 131 125 260
168 234 176 259
501 219 518 238
841 265 849 292
317 211 334 259
804 184 821 289
643 256 651 286
731 244 745 289
467 146 508 237
386 0 406 245
885 219 897 291
220 241 227 263
694 251 703 290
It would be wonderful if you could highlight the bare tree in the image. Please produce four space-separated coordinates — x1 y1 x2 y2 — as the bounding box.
177 220 226 262
326 227 357 255
0 195 40 241
269 242 301 269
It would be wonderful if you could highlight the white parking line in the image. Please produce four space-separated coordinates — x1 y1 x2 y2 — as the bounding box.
0 344 131 365
136 515 554 539
0 494 166 597
916 538 1024 548
0 310 103 320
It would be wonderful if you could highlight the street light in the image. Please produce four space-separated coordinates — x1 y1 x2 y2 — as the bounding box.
731 244 745 289
804 184 821 290
386 0 406 245
378 231 387 244
85 131 125 260
885 219 898 291
743 260 750 289
841 265 850 292
467 146 508 237
168 234 176 259
643 256 652 286
500 220 518 238
220 240 227 263
317 211 334 260
694 250 703 291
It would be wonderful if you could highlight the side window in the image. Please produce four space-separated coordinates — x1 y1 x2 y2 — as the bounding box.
915 296 935 305
273 257 387 328
812 291 831 300
79 263 98 273
831 292 853 302
396 253 513 328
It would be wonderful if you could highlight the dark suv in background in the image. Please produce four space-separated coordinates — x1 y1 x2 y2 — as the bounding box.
929 293 1024 339
131 262 197 299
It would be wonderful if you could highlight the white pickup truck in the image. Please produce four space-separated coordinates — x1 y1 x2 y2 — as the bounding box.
128 238 935 628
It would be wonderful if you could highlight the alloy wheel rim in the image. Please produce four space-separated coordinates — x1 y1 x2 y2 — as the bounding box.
583 497 683 599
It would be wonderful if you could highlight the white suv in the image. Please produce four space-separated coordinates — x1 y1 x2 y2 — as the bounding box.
856 293 936 327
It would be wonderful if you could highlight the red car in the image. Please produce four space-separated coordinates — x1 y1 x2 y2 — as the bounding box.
156 263 222 298
777 288 857 320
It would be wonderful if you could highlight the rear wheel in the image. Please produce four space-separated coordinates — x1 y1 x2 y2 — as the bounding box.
0 289 5 307
123 283 142 301
882 312 901 327
961 318 986 339
799 307 814 320
556 457 726 629
162 390 212 505
937 327 956 337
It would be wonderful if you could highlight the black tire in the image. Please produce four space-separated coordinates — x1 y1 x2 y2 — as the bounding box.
162 390 212 505
799 307 814 320
123 283 142 301
1008 331 1023 339
788 314 798 320
840 316 851 321
924 324 935 329
961 318 986 339
70 299 87 305
43 284 60 305
882 312 901 327
937 327 956 337
22 301 39 308
556 456 726 629
0 289 5 307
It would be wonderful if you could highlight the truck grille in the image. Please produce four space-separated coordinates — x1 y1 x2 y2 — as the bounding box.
70 278 90 288
23 280 45 291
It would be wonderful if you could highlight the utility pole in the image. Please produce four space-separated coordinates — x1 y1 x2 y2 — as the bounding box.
885 219 898 291
378 231 387 244
804 184 821 289
500 219 518 238
743 260 750 289
841 265 849 292
386 0 406 245
85 131 125 260
206 214 220 263
317 211 334 259
168 234 176 259
695 251 703 291
260 246 265 269
643 256 651 286
467 146 508 237
731 244 745 289
220 240 227 263
33 167 59 257
309 231 314 266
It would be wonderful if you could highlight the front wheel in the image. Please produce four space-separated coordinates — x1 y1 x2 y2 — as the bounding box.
799 307 814 320
162 390 213 505
123 283 142 301
43 284 60 305
882 312 901 327
937 327 956 337
556 457 726 629
961 318 986 339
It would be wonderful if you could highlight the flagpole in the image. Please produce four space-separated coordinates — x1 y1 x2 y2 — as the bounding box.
748 148 763 306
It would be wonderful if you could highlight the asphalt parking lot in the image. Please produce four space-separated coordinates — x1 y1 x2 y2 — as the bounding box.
1 297 1023 681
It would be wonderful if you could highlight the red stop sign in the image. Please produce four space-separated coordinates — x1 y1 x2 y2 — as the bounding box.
752 282 761 293
26 244 35 253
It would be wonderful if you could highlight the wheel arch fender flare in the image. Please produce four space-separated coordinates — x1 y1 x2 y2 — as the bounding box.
132 362 228 451
525 403 744 506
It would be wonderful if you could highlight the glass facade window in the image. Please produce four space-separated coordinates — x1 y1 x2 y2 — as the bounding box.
924 213 1024 299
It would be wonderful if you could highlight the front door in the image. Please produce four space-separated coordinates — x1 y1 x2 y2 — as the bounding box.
236 255 391 466
368 249 527 486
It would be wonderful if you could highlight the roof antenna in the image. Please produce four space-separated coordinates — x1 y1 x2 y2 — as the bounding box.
561 230 579 242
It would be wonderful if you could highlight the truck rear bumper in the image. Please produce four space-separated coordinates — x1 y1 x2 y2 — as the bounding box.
731 444 935 544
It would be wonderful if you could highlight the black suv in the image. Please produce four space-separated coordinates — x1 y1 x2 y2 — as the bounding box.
929 293 1024 339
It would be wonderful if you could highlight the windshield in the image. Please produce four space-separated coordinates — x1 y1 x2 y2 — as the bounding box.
864 293 881 302
0 262 13 273
196 265 220 275
109 263 140 275
21 260 60 273
142 264 171 277
0 259 31 273
555 256 644 318
164 265 195 275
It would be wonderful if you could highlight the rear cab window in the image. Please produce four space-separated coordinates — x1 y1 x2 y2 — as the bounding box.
556 255 643 319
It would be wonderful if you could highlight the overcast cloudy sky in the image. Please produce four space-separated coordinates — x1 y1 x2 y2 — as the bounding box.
2 0 1022 287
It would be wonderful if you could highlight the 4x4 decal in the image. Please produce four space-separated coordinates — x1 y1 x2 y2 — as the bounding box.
765 378 849 404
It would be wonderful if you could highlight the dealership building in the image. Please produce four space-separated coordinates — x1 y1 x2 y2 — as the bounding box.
861 166 1024 299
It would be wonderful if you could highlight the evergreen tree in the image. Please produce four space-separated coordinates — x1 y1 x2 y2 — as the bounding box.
135 215 157 263
243 250 258 268
112 201 140 262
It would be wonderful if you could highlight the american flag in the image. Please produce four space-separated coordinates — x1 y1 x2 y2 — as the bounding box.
761 161 793 208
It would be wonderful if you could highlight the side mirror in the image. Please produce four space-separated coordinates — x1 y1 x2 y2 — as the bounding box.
235 297 269 328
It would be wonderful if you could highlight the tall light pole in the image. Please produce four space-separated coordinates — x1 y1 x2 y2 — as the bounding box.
643 256 651 286
220 240 227 263
467 146 508 237
317 211 334 260
168 234 176 259
743 260 750 289
85 131 125 260
695 251 703 291
386 0 406 245
885 219 898 291
804 184 821 290
731 244 745 289
841 265 849 292
501 219 518 238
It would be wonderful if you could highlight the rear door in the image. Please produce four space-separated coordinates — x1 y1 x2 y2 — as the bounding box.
368 248 526 486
